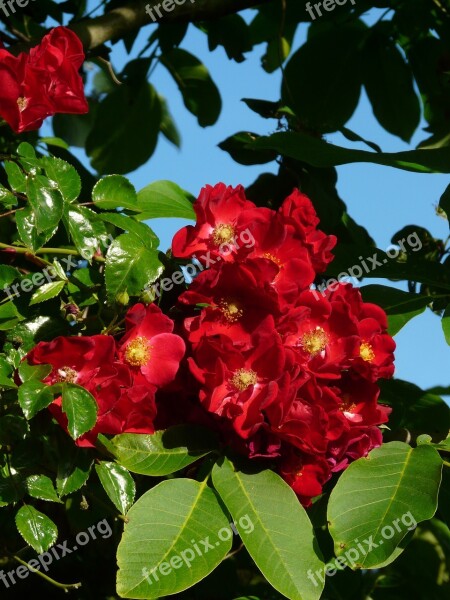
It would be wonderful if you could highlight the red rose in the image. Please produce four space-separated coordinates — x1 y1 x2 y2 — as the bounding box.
28 26 88 115
326 283 396 381
279 189 337 272
0 26 87 133
172 183 262 263
26 334 116 386
0 50 53 133
118 303 186 388
188 326 287 440
179 260 281 350
279 448 331 507
26 335 157 447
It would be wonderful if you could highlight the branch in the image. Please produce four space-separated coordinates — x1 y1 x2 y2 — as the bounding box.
71 0 265 51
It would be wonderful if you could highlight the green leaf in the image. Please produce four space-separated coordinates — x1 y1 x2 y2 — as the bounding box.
0 301 24 330
16 206 58 252
99 213 159 248
439 184 450 220
442 304 450 345
18 380 54 419
116 478 232 598
362 33 421 142
0 357 17 389
29 281 66 306
63 204 109 260
361 285 431 336
15 505 58 553
104 232 164 301
249 131 450 173
219 132 277 165
42 156 81 203
212 458 324 600
0 184 17 209
110 425 218 476
136 180 195 220
4 160 26 192
159 95 181 147
56 446 93 497
18 361 52 383
0 265 20 288
95 462 135 515
161 49 222 127
282 22 365 132
86 82 162 174
26 175 64 233
379 379 450 439
25 475 61 503
60 383 98 440
92 175 138 211
328 442 443 569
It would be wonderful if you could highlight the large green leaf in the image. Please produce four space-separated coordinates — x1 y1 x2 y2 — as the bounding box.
361 285 431 336
282 22 365 132
86 82 162 174
362 32 420 142
59 383 98 440
161 49 222 127
95 462 135 515
42 156 81 203
92 175 138 211
212 458 324 600
116 479 232 598
110 425 218 476
63 204 109 260
18 380 54 420
379 379 450 439
99 213 159 248
26 175 64 233
15 205 58 251
249 132 450 173
15 505 58 553
136 180 195 220
328 442 443 569
25 475 61 503
104 232 164 302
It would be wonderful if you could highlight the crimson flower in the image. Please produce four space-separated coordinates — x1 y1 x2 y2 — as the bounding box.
117 303 186 388
0 27 88 133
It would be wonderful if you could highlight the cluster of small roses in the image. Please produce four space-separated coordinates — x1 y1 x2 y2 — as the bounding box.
172 183 395 506
26 303 185 447
0 26 87 133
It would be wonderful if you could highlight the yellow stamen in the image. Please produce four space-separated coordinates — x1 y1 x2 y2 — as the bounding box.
218 298 243 323
124 336 151 367
230 368 257 392
56 367 78 383
301 327 328 356
17 97 28 112
340 394 357 413
262 252 282 267
212 223 236 246
360 342 375 362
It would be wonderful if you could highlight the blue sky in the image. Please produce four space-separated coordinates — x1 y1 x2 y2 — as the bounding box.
56 5 450 392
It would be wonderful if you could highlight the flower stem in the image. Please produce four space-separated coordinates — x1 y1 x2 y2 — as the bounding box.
10 554 81 591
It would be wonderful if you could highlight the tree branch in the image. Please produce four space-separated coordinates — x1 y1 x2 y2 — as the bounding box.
71 0 265 51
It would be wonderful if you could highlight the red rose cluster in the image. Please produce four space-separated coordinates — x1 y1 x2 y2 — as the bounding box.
0 27 88 133
23 182 394 507
173 183 395 506
26 304 185 447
